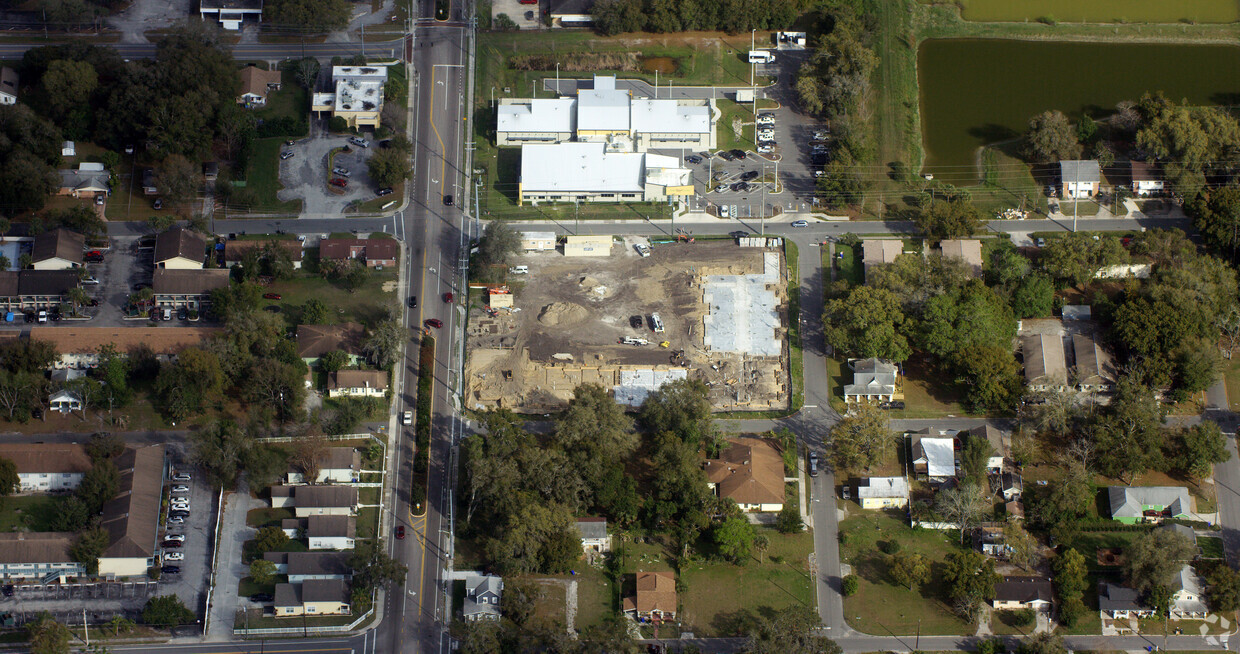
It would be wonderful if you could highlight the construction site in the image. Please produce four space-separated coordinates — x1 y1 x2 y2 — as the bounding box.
464 236 791 413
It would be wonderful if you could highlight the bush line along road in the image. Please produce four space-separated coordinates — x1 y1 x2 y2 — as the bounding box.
5 7 1239 654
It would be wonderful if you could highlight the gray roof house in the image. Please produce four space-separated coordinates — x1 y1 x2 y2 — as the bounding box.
1099 581 1153 619
1159 522 1198 546
576 517 611 553
843 358 898 403
1060 159 1101 199
463 574 503 622
1107 486 1192 523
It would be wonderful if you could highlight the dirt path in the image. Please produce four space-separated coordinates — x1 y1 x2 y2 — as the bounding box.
564 579 578 634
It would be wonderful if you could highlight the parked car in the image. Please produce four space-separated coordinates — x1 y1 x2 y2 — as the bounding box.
263 293 281 300
171 486 189 494
2 585 13 597
177 307 187 321
718 205 731 218
95 195 105 205
729 230 748 239
756 144 774 154
82 277 99 285
153 198 163 210
395 525 406 539
169 510 190 518
173 473 191 482
164 553 184 562
424 318 443 329
37 311 47 324
161 540 183 549
713 184 727 194
685 155 702 164
842 485 851 500
808 451 819 477
741 171 759 182
376 188 394 197
443 292 453 303
165 534 186 542
348 137 370 148
402 411 412 425
332 167 351 177
280 151 294 160
167 517 185 526
161 566 181 574
250 593 274 602
330 178 348 188
634 244 651 258
85 253 104 263
717 150 736 162
729 149 747 159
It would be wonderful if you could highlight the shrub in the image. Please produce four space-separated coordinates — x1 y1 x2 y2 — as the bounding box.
878 540 901 555
842 574 859 596
775 504 803 534
328 116 348 133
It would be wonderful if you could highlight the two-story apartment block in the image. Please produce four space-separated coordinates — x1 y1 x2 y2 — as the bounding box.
287 447 361 485
271 485 359 517
0 443 93 492
264 551 353 583
274 579 351 617
31 229 84 270
306 515 356 551
311 66 388 130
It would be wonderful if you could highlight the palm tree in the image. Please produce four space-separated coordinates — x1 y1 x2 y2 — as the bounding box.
754 533 770 563
67 287 90 313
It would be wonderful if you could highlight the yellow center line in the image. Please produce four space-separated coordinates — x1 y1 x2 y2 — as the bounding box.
428 68 447 198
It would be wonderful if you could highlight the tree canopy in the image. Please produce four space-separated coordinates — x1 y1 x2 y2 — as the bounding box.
1021 110 1082 163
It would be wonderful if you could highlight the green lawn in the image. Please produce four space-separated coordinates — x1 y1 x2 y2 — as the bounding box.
1222 358 1240 411
1200 536 1225 559
0 495 69 532
357 507 379 540
238 575 278 598
359 487 380 505
786 240 803 412
839 511 975 635
716 98 756 153
243 138 303 214
943 0 1239 23
680 529 816 637
572 563 615 630
264 267 399 328
827 243 861 287
885 356 969 418
254 83 309 124
246 507 294 528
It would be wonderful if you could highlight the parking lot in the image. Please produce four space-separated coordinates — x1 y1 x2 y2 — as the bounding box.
83 234 143 327
278 123 381 215
158 464 216 620
492 0 542 29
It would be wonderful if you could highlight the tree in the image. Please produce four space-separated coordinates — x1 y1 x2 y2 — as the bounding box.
888 551 930 590
69 527 109 575
349 539 408 591
1188 184 1240 255
363 319 404 369
290 436 328 483
1167 422 1229 480
0 105 62 218
1092 376 1163 483
85 432 123 462
41 58 97 122
26 612 71 654
954 345 1024 413
0 456 17 498
553 383 636 503
476 221 521 269
1019 633 1069 654
251 525 289 558
775 503 803 534
828 402 896 471
916 198 984 240
157 154 200 205
1021 110 1082 163
76 459 119 514
156 346 225 421
1033 461 1093 528
301 298 329 324
936 482 990 545
960 430 994 488
264 0 351 30
1172 337 1222 400
249 558 277 585
712 514 756 563
1053 547 1089 608
1003 519 1038 570
244 359 305 423
1123 528 1196 598
1040 233 1128 289
366 147 411 189
639 379 715 447
52 495 89 531
745 605 843 654
985 240 1032 287
920 282 1016 361
942 550 1001 621
841 574 859 596
191 419 251 489
822 286 911 362
1010 273 1055 318
1137 97 1240 196
1204 562 1240 612
142 595 195 628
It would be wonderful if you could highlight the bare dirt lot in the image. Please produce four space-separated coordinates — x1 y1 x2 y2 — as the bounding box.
465 238 790 412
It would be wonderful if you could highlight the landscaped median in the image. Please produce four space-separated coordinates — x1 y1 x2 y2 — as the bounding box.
410 335 434 515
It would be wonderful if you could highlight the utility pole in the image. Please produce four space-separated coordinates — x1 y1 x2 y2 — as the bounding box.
555 63 559 96
361 23 366 59
83 608 89 647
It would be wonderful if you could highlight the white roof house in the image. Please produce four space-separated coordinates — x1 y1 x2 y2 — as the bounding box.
857 476 909 509
843 358 898 403
629 99 711 135
497 98 578 135
912 436 956 479
576 76 630 132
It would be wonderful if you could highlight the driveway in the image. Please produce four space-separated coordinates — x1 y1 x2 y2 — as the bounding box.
205 480 264 640
278 123 381 215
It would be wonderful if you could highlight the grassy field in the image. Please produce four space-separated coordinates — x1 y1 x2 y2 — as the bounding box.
786 240 803 412
716 98 756 154
941 0 1240 23
254 84 308 124
263 267 399 328
246 507 294 528
357 507 379 540
1201 535 1225 559
839 510 975 635
885 356 969 418
1222 358 1240 411
0 494 68 532
679 528 815 637
244 138 303 214
571 564 614 630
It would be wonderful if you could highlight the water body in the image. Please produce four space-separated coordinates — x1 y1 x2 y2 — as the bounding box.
918 39 1240 177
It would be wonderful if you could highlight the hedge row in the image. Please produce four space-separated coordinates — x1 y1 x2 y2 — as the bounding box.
409 336 435 511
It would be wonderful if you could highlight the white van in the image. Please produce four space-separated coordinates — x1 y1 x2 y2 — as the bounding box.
650 312 665 333
748 50 775 64
509 265 529 274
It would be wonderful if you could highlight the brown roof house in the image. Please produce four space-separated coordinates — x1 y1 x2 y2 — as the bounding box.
154 227 207 269
318 238 398 268
153 269 230 309
0 532 84 580
31 229 85 270
862 239 903 283
1130 160 1164 197
993 576 1053 612
940 239 983 277
31 326 223 369
224 239 304 270
238 66 282 107
306 515 356 551
99 444 167 577
297 323 365 366
623 571 676 621
1072 333 1116 393
0 443 93 492
270 485 358 517
273 579 351 617
1023 333 1068 393
327 370 388 398
263 551 353 583
702 438 785 512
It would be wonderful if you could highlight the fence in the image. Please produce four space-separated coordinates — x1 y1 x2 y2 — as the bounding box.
254 433 372 444
233 608 374 636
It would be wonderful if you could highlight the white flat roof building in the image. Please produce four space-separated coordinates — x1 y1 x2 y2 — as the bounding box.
629 99 711 136
519 143 692 205
577 76 630 133
498 98 577 137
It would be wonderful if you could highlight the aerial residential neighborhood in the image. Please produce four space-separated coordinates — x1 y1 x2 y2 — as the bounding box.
0 0 1239 653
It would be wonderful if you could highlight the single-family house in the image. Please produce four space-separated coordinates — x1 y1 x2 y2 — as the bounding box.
152 269 230 310
1160 522 1198 547
58 165 109 198
280 518 303 538
992 472 1023 502
702 438 785 512
964 425 1006 473
203 162 219 181
141 168 158 196
154 227 206 269
843 358 898 404
463 574 503 622
978 525 1011 558
306 515 356 551
856 476 909 509
199 0 264 29
1023 333 1069 392
940 239 983 277
223 239 304 270
31 229 84 270
272 485 358 516
0 67 17 105
862 240 903 282
624 571 676 621
238 66 282 107
993 576 1053 612
297 323 365 366
1107 486 1192 524
326 370 389 398
49 389 82 413
32 327 223 370
1099 581 1154 620
0 443 93 492
1129 160 1164 197
263 551 353 583
318 238 398 268
1170 564 1211 619
575 517 611 554
1060 159 1101 199
520 232 556 251
273 579 351 617
1072 333 1116 393
286 447 360 484
911 434 956 480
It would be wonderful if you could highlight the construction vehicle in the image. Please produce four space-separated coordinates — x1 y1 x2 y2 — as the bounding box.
659 341 670 348
621 337 649 346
